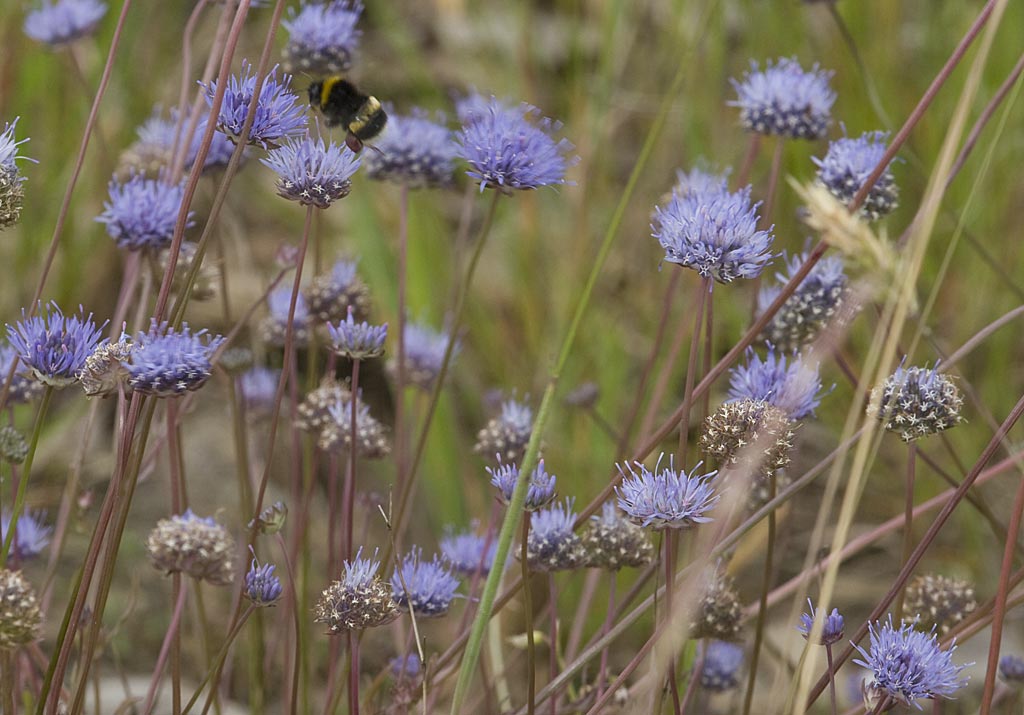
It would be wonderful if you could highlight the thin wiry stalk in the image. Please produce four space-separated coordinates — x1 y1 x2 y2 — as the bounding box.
676 278 709 458
522 514 536 715
0 385 52 567
394 185 410 504
895 443 916 621
742 472 776 715
180 606 256 715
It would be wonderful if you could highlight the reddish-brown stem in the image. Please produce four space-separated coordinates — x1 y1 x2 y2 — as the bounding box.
170 0 210 169
523 514 536 715
595 573 616 700
677 279 710 459
348 632 361 715
978 464 1024 714
140 582 189 715
741 472 776 715
896 443 917 621
761 138 785 225
394 186 410 497
734 134 761 188
825 644 838 715
345 359 362 560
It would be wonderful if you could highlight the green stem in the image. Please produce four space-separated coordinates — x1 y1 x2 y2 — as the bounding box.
180 606 255 715
0 385 53 567
448 45 690 715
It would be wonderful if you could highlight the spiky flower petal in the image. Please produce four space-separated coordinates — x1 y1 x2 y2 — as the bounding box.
203 61 307 149
96 174 193 251
146 510 236 585
327 307 387 360
727 348 824 421
245 558 283 606
6 303 107 387
282 0 362 75
730 58 835 140
868 364 963 442
314 548 399 632
488 458 556 511
757 251 847 352
364 109 456 188
261 134 361 208
525 498 585 572
474 398 533 464
652 186 775 284
391 548 460 618
0 118 32 230
798 599 845 646
814 131 898 220
853 616 970 709
127 321 223 397
616 455 719 530
456 97 576 192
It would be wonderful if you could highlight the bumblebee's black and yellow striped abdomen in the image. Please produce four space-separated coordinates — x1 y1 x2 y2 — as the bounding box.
307 77 387 152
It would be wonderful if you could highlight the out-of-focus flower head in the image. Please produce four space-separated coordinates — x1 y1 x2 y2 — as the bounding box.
581 501 654 571
727 348 825 421
730 57 835 140
390 321 459 389
440 524 500 576
261 134 361 208
260 286 312 348
757 251 847 352
24 0 106 46
456 97 576 192
96 173 193 252
203 61 307 149
363 108 456 188
239 366 280 416
0 569 42 649
699 399 797 485
319 394 391 458
699 641 745 692
120 107 237 177
488 457 556 511
905 573 976 635
474 398 533 464
0 346 44 404
814 130 898 221
391 548 460 618
0 510 52 561
146 509 236 585
282 0 362 76
304 258 369 323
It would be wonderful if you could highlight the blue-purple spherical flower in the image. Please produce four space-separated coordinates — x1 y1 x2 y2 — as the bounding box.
699 641 745 692
391 548 460 618
203 61 308 149
239 366 279 414
487 458 556 511
96 173 193 251
455 91 508 126
440 525 499 576
526 498 584 571
394 322 459 389
798 599 845 646
456 97 576 192
757 251 847 352
0 509 51 561
814 130 898 220
282 0 362 75
671 167 729 201
327 307 387 360
245 557 283 606
0 346 44 404
652 185 775 284
261 134 361 208
1000 655 1024 685
853 616 970 708
363 109 456 188
131 108 237 174
727 348 824 421
24 0 106 46
616 454 719 530
127 321 224 397
261 286 313 348
6 303 106 387
868 363 963 443
390 653 421 679
730 58 835 140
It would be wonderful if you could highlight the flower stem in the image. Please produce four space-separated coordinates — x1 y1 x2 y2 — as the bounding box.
0 385 52 567
895 442 916 621
595 573 616 699
348 632 361 715
344 359 361 560
521 513 536 715
180 606 255 715
741 472 776 715
676 278 709 460
547 574 558 715
394 185 409 502
141 582 189 715
825 644 838 715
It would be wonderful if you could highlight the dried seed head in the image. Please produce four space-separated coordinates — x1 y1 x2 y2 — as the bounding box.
700 399 796 481
581 502 654 571
218 347 254 374
315 549 399 632
474 398 533 464
692 569 742 641
0 569 42 649
304 260 370 324
296 378 351 433
159 242 218 302
318 395 391 459
905 574 976 635
146 510 237 585
79 339 133 398
868 365 964 442
0 165 25 230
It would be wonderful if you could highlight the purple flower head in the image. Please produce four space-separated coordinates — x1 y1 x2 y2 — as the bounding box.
96 173 193 251
798 599 845 646
282 0 362 76
853 616 970 709
239 366 279 414
814 130 898 220
671 167 729 201
315 547 399 632
487 457 556 511
727 348 825 421
363 108 456 188
616 454 719 530
440 524 500 576
0 509 52 561
456 97 576 192
526 498 584 572
455 91 509 126
132 108 237 174
245 556 283 606
304 257 369 323
24 0 106 46
1 117 33 230
391 548 460 618
327 307 387 360
730 58 835 140
342 547 382 590
6 303 107 387
1000 655 1024 685
0 346 44 404
127 321 224 397
390 653 421 679
653 185 775 284
757 251 847 352
261 286 312 347
203 61 307 149
699 641 744 692
261 134 361 208
868 362 963 442
395 321 459 389
1 117 33 177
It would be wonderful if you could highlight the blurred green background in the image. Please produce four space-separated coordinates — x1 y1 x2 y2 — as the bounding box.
2 0 1023 709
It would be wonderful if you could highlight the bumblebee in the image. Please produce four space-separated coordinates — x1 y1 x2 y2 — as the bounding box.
308 77 387 153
